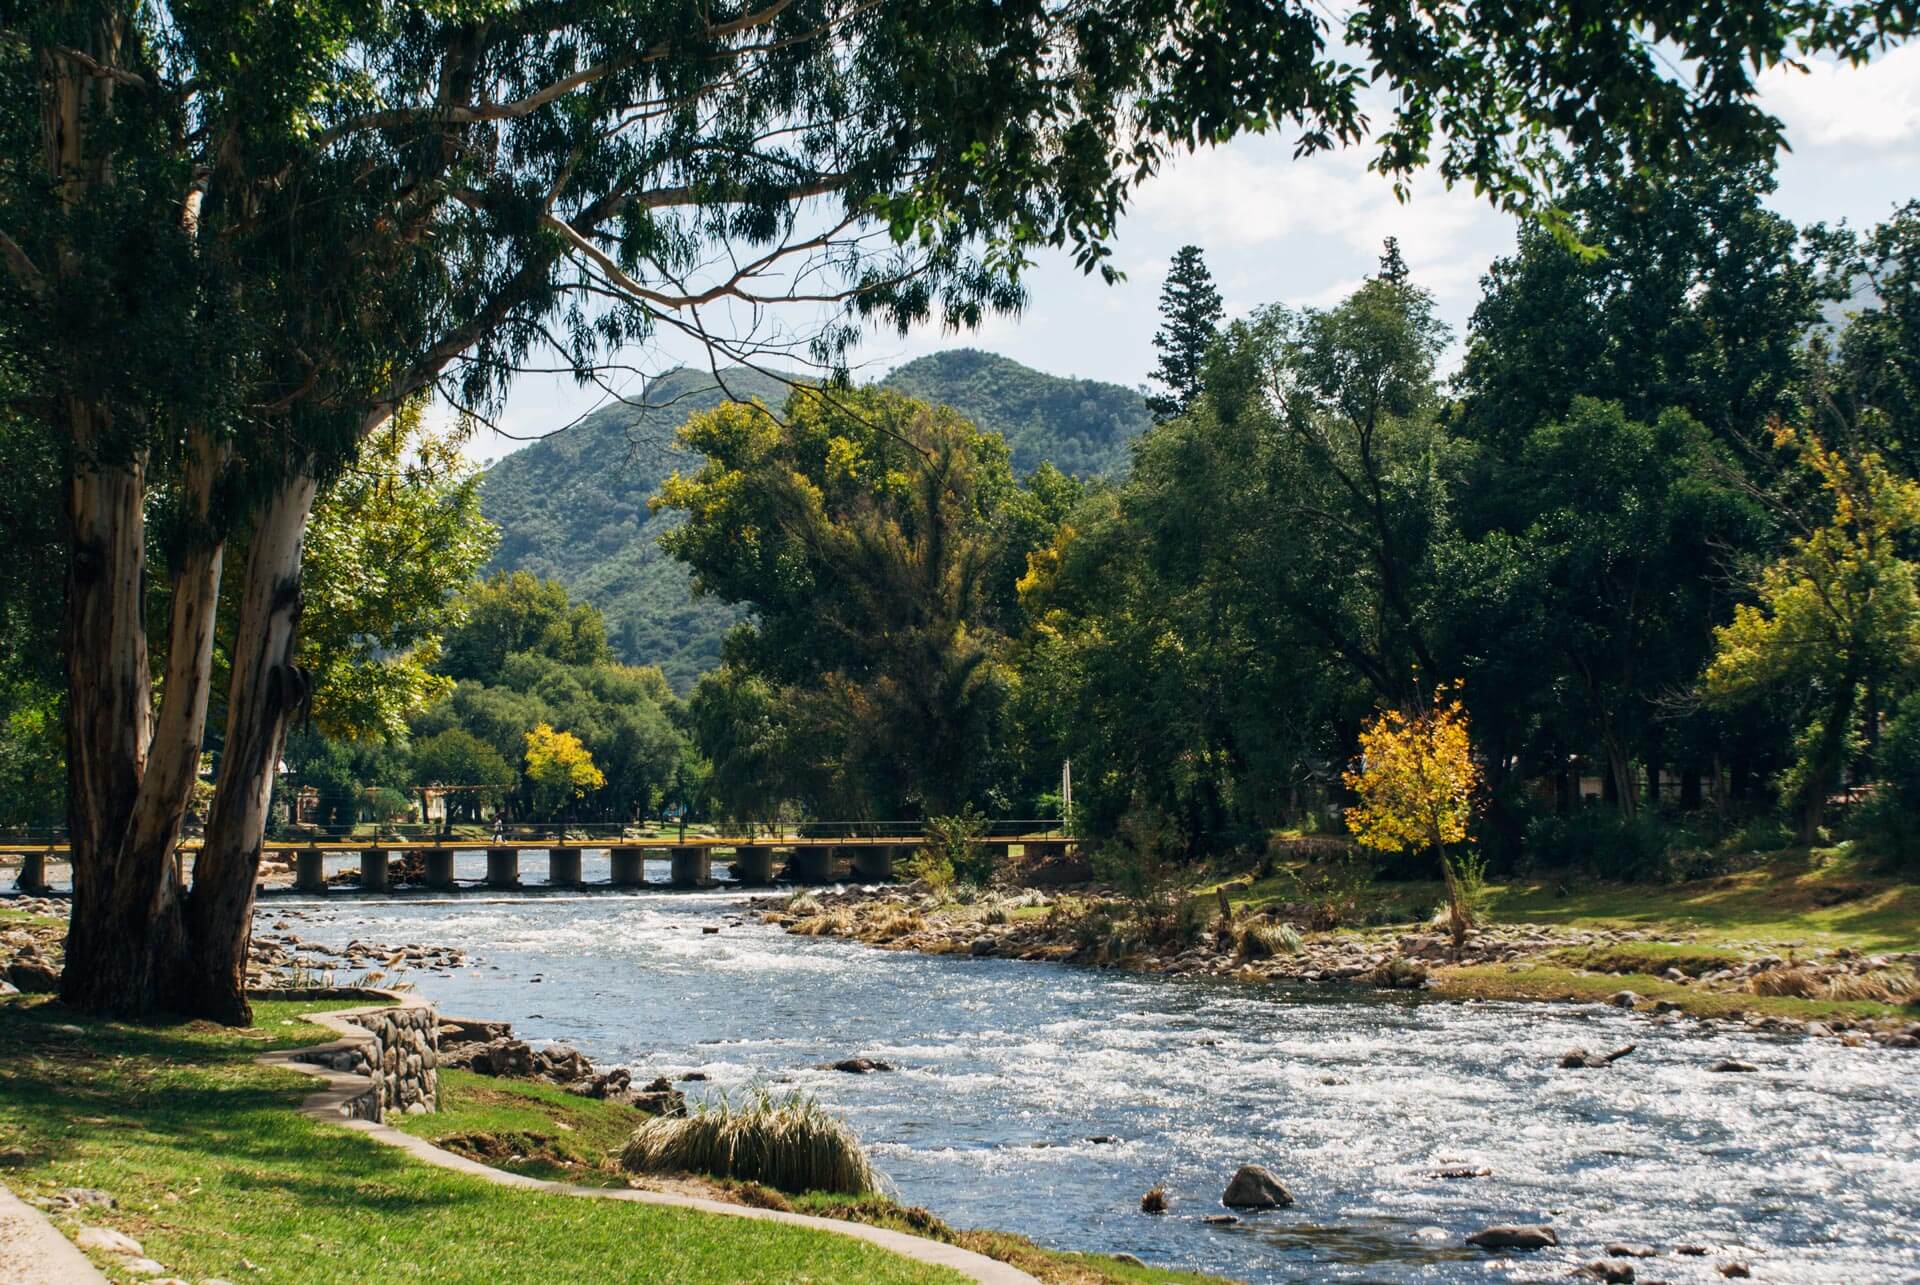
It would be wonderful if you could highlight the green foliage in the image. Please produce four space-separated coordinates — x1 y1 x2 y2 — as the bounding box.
1523 810 1677 884
1861 693 1920 861
925 806 994 886
659 386 1045 820
440 572 612 687
1145 246 1224 422
481 359 1142 694
298 404 498 741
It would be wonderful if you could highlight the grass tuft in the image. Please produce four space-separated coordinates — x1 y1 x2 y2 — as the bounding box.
1233 919 1303 960
620 1089 881 1196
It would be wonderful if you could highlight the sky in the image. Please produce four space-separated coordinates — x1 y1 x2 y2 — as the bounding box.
461 44 1920 464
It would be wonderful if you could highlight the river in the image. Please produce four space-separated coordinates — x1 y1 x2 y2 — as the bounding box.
269 873 1920 1284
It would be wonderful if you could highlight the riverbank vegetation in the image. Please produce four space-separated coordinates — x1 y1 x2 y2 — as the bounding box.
0 996 963 1284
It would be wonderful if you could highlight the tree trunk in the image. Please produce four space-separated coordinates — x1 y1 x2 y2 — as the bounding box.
1799 678 1860 846
61 427 229 1015
185 474 318 1024
1602 725 1637 820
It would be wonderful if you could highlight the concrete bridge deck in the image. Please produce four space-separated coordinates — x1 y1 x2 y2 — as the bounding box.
4 834 1077 895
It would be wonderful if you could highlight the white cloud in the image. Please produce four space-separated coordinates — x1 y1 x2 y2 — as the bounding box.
1759 43 1920 150
1133 140 1489 265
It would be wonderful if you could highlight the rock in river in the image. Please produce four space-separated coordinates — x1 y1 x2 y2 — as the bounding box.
819 1057 895 1074
1466 1224 1559 1251
1575 1260 1635 1283
1709 1059 1759 1073
1221 1164 1293 1209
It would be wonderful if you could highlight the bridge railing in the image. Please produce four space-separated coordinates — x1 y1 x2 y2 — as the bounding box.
0 818 1073 848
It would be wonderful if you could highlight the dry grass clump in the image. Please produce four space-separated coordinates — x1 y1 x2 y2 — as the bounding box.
1234 919 1303 960
784 892 823 917
1823 968 1920 1003
790 908 856 937
865 910 925 942
1748 964 1920 1002
1748 966 1820 998
619 1090 881 1196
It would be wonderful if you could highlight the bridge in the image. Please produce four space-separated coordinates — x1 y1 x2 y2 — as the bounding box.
2 823 1077 896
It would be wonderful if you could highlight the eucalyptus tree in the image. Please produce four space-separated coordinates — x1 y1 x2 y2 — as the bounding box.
4 0 1914 1020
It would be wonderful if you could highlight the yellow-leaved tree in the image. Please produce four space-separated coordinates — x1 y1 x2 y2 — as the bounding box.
523 723 606 821
1343 686 1481 953
1705 426 1920 842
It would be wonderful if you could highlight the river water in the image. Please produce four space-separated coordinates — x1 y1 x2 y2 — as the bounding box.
270 874 1920 1284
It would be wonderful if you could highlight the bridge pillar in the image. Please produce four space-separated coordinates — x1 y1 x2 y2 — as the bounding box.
670 847 710 889
360 848 390 893
13 852 47 893
423 847 456 891
486 846 520 889
731 845 773 885
294 846 327 893
851 844 895 882
548 847 582 888
789 845 832 885
610 846 646 887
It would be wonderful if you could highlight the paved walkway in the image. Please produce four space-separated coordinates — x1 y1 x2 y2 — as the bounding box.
263 1001 1037 1285
0 1184 105 1284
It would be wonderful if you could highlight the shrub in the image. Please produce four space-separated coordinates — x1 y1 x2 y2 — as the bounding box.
925 806 995 885
903 848 957 896
620 1090 880 1195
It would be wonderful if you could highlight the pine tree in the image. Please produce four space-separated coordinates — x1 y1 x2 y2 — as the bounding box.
1378 237 1411 286
1146 246 1224 421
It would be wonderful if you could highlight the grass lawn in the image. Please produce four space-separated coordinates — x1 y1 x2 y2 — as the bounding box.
0 995 964 1284
394 1067 648 1187
1487 847 1920 952
1209 844 1920 954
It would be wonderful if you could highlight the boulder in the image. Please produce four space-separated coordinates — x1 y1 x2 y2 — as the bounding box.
74 1227 143 1255
437 1017 511 1044
534 1045 594 1082
630 1076 686 1116
1718 1264 1751 1279
4 958 58 993
969 936 997 957
1559 1044 1636 1069
1221 1164 1293 1209
820 1057 895 1074
1708 1060 1758 1073
1575 1261 1635 1283
1609 990 1640 1008
1465 1224 1559 1251
453 1037 534 1078
1606 1243 1660 1258
573 1068 631 1100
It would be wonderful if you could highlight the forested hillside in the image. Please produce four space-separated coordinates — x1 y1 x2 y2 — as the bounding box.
478 353 1146 688
881 348 1149 476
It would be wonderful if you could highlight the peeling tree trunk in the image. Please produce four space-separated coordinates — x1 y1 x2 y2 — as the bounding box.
186 474 319 1024
61 427 228 1015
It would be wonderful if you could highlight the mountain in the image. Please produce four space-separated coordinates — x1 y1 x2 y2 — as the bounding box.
881 349 1150 477
478 352 1147 690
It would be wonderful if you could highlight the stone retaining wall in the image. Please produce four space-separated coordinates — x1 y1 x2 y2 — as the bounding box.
350 1003 440 1117
288 994 439 1122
